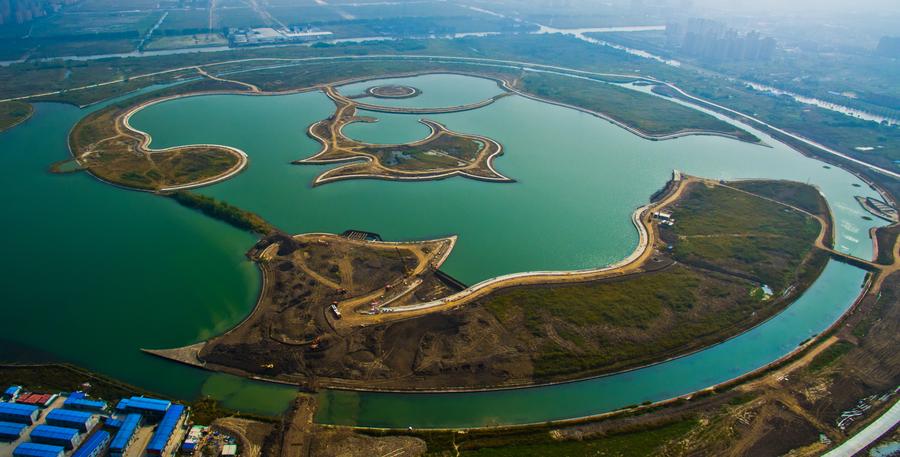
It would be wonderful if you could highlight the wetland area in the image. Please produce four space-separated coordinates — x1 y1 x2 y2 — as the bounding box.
0 69 892 429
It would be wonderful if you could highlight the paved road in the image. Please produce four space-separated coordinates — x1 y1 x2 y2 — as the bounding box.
822 398 900 457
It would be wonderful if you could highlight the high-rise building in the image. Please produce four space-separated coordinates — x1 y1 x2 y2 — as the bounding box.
671 18 777 63
0 0 76 26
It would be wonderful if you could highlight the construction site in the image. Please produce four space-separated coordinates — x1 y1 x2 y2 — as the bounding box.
137 174 879 396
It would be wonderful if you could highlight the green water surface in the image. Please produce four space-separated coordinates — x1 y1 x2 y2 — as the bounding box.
0 72 884 425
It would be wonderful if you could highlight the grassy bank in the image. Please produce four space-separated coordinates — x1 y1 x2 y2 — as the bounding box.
729 180 828 217
667 183 822 291
0 363 279 426
481 181 825 381
652 83 899 193
168 191 275 235
0 363 148 402
412 418 699 456
229 59 515 93
874 224 900 266
517 72 758 142
0 100 33 132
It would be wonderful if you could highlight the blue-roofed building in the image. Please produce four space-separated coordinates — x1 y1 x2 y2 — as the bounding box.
0 421 27 441
72 430 111 457
109 413 142 457
116 396 171 417
64 397 106 413
3 385 22 401
68 392 85 400
146 404 185 455
30 424 81 450
46 409 95 432
12 442 65 457
103 417 123 429
0 402 40 425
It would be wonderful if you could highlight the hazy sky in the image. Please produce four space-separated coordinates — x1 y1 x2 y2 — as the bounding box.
688 0 900 15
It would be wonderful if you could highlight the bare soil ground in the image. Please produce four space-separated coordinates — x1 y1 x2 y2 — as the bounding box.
214 417 276 457
242 394 426 457
197 232 460 385
161 180 831 392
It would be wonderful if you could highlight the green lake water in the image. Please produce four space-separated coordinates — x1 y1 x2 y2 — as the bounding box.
0 72 885 426
0 96 297 415
336 73 505 108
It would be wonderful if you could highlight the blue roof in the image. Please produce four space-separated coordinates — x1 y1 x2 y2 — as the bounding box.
117 396 170 414
72 430 110 457
146 404 185 452
30 424 79 441
64 398 106 410
0 421 27 436
46 409 92 424
4 386 22 396
12 442 64 457
68 392 86 400
0 402 39 416
109 413 141 451
103 418 123 429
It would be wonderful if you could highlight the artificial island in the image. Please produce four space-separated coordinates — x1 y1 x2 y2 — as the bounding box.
7 54 896 455
297 85 512 185
147 172 858 392
54 62 896 394
61 61 761 192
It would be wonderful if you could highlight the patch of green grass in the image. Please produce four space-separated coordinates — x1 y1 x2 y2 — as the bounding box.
727 392 759 406
0 100 33 132
234 59 515 93
518 72 758 142
749 286 768 301
190 397 235 425
669 184 820 290
482 181 825 381
487 268 698 330
0 364 149 402
730 180 828 217
486 265 766 379
169 191 274 235
808 341 855 372
452 418 698 456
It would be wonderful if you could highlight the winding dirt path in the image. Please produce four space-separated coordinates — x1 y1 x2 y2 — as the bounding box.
195 66 260 92
296 85 512 186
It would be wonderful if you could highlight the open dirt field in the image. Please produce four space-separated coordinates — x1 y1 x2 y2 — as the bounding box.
149 178 837 392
